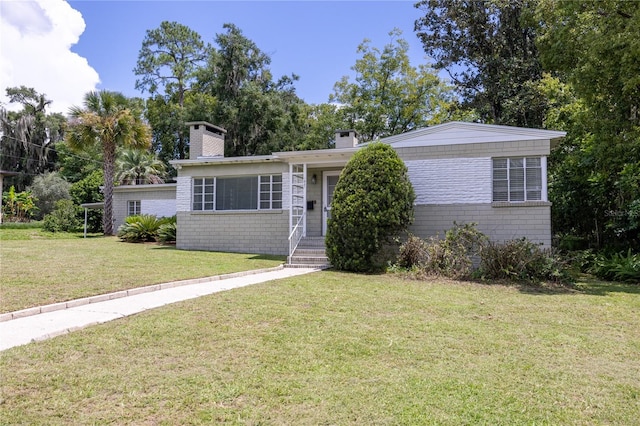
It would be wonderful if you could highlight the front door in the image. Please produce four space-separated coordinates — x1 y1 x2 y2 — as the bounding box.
322 171 341 235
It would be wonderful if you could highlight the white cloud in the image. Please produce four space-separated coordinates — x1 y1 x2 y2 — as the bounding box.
0 0 99 114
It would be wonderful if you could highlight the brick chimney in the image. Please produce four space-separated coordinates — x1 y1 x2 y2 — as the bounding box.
187 121 226 159
335 129 358 149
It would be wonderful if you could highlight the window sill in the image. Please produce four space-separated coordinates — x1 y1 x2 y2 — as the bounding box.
492 201 551 208
190 209 285 215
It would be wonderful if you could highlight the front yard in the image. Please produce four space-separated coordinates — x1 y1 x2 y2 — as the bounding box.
0 227 285 313
1 227 638 423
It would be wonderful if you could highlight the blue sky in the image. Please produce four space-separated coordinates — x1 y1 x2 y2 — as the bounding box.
1 1 432 113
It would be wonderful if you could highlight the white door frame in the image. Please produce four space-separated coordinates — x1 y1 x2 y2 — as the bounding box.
322 171 341 236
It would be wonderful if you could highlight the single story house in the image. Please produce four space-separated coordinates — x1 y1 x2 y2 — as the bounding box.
113 121 565 265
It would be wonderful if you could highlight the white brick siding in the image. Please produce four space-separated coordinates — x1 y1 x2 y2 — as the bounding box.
281 171 290 210
176 176 191 212
406 158 492 205
141 199 176 218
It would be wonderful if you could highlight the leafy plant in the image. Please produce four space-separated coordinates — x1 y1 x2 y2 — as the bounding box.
42 199 81 232
326 142 415 272
2 186 38 222
157 216 177 243
117 214 164 243
590 250 640 283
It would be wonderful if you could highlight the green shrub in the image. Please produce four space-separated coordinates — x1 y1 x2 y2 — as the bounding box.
157 216 177 243
28 172 71 219
478 238 573 284
590 249 640 283
326 142 415 272
42 199 81 232
117 214 163 243
70 170 104 233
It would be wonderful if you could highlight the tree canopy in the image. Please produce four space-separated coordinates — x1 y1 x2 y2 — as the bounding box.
415 0 545 127
331 29 456 142
66 91 151 235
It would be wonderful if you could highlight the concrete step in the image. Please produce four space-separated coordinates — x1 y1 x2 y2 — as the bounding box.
297 237 325 248
289 255 328 264
294 248 326 256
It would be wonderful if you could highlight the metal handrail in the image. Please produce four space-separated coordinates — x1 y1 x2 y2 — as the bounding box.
288 211 305 260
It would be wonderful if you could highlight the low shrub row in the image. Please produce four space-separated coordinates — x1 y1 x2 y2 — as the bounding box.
397 223 574 284
117 214 176 243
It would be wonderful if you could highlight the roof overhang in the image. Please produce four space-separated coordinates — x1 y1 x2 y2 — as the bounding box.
273 147 359 166
171 155 281 168
113 183 177 192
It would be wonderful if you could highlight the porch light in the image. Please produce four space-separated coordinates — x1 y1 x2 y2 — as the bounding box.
311 174 317 184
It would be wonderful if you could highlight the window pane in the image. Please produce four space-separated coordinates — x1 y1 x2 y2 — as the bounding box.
493 158 507 169
509 158 523 168
493 169 507 180
216 177 258 210
272 201 282 209
526 157 541 167
272 175 282 183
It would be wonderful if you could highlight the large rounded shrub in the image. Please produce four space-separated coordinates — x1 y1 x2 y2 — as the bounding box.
326 142 415 272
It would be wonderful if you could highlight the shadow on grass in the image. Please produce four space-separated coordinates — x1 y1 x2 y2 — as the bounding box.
509 275 639 297
248 254 287 262
146 246 287 262
574 275 640 296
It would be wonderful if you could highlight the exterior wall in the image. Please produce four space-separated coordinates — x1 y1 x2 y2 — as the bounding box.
112 184 177 232
176 210 289 255
406 158 492 204
410 203 552 248
394 139 551 160
175 161 290 255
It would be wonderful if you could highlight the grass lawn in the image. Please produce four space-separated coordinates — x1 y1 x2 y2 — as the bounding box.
1 271 639 424
0 227 285 313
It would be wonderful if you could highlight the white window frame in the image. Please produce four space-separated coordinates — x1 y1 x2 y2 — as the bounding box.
127 200 141 216
492 157 547 202
192 175 283 211
192 178 215 211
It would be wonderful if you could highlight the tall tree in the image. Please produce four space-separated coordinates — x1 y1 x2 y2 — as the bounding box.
537 0 640 248
66 91 151 235
0 86 66 190
134 21 211 160
197 23 306 156
116 148 166 185
414 0 545 127
331 29 456 142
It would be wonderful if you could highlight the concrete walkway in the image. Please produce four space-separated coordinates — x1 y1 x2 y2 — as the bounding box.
0 266 321 351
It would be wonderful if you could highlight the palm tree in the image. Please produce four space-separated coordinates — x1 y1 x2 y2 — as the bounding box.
116 148 166 185
66 91 151 235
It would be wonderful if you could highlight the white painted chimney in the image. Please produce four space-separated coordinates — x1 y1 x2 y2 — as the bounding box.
187 121 226 159
335 129 359 149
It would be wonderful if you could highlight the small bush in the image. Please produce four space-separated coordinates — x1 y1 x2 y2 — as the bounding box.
117 214 163 243
398 234 428 268
42 199 81 232
478 238 573 284
590 249 640 283
423 222 488 279
157 216 177 243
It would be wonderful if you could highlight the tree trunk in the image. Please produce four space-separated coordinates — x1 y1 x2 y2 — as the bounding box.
102 141 116 235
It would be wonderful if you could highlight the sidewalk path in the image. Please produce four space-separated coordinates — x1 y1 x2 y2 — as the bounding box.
0 267 321 351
